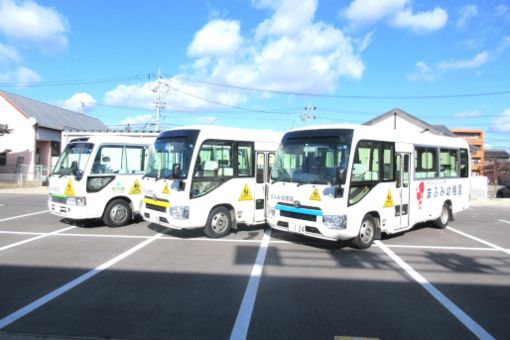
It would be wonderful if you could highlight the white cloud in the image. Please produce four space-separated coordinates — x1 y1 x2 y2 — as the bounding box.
106 0 365 115
456 5 478 28
490 109 510 133
0 0 68 51
453 111 481 119
255 0 316 38
407 61 437 82
358 31 373 52
188 19 242 57
496 35 510 53
391 7 448 33
104 77 247 112
343 0 447 33
60 92 96 113
0 42 20 63
121 114 154 126
197 116 219 124
438 51 489 70
495 4 508 17
408 51 491 82
0 65 40 85
344 0 408 25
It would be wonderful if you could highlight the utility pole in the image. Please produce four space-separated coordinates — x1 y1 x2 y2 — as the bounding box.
151 69 169 131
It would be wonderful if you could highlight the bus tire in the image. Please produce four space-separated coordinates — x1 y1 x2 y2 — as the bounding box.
204 206 232 238
352 215 376 249
103 199 132 228
434 203 450 229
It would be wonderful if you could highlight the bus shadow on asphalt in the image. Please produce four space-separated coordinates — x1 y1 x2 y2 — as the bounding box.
147 223 266 240
60 215 145 228
269 229 352 250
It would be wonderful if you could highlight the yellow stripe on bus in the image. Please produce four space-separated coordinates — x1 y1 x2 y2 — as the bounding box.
143 198 170 208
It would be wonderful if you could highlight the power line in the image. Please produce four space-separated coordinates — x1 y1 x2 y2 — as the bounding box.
0 74 153 88
180 77 510 100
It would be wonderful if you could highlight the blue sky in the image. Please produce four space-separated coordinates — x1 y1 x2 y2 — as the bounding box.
0 0 509 150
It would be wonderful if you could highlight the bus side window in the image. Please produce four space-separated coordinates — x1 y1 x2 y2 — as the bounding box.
460 149 469 178
238 142 254 177
92 146 123 174
415 146 438 179
256 153 265 183
191 141 233 197
125 146 146 174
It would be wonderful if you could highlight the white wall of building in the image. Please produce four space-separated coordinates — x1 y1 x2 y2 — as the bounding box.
369 115 437 136
0 96 36 175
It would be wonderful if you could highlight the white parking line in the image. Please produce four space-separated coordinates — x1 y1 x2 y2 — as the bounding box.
382 244 501 251
0 229 286 244
230 229 271 340
0 233 163 330
0 226 76 252
498 219 510 224
0 210 49 223
376 240 495 340
447 226 510 256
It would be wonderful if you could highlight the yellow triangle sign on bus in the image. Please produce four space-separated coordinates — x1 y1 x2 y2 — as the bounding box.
162 183 170 194
239 184 253 201
383 189 394 208
64 179 75 196
309 187 321 201
129 179 142 195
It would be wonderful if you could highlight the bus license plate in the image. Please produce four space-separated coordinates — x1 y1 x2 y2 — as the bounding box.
289 222 305 233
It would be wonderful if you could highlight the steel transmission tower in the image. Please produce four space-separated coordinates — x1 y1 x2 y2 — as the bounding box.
151 69 169 131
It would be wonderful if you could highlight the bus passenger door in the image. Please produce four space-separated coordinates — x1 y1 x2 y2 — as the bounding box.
254 152 275 223
396 153 411 228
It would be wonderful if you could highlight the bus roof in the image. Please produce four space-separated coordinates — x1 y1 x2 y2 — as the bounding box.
68 135 155 146
287 123 468 149
160 125 284 144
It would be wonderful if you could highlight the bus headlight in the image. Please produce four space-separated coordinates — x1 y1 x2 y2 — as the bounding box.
66 196 87 206
170 206 189 220
323 215 347 230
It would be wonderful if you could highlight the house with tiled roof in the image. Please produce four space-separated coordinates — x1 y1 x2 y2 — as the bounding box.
0 90 106 179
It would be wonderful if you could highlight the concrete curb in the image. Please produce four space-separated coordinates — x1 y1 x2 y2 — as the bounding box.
0 187 48 195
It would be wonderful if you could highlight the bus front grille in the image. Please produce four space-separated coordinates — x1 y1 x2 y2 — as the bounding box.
279 210 317 222
50 196 67 204
146 203 166 212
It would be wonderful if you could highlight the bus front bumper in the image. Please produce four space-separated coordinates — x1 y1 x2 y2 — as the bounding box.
141 205 200 230
48 200 91 220
267 214 356 242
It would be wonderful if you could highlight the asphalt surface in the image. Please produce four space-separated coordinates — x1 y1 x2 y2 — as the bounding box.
0 192 509 340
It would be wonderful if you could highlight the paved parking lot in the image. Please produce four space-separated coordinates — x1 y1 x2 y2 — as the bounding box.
0 192 509 340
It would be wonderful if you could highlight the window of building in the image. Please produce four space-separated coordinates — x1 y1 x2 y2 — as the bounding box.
0 152 6 166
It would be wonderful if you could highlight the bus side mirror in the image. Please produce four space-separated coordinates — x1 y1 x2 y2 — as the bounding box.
336 166 346 185
172 163 181 179
335 167 346 198
71 161 83 181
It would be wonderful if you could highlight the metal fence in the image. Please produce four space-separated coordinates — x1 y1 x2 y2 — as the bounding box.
0 164 49 187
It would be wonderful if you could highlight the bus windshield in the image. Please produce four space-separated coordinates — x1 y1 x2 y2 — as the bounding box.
271 129 353 185
53 142 94 177
145 130 199 180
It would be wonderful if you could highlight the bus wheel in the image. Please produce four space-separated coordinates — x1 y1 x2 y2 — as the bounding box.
434 203 450 229
352 215 376 249
204 206 231 238
104 199 132 228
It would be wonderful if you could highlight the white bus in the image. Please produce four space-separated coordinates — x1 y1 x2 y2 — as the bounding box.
140 126 283 238
267 124 470 249
48 135 154 227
